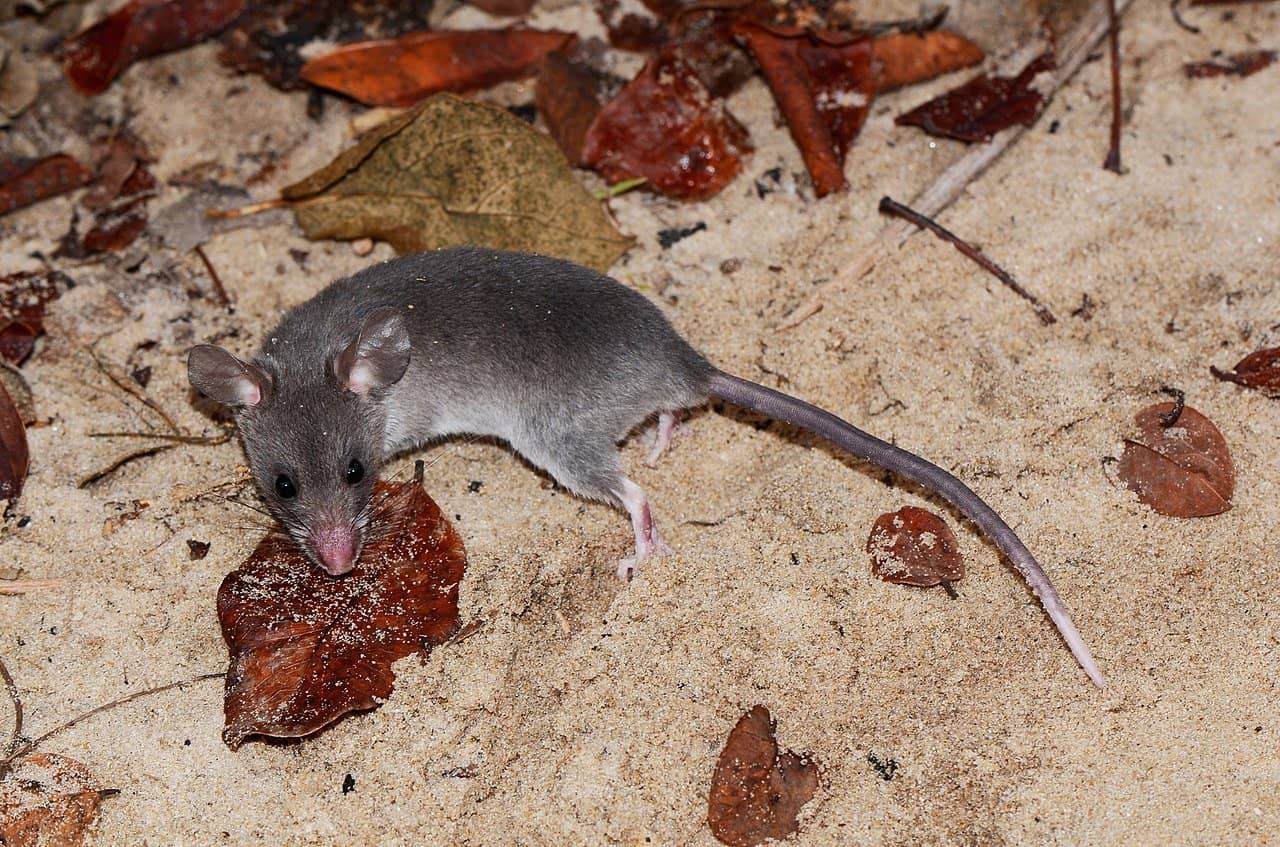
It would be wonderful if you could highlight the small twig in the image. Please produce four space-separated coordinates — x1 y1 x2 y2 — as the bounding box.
2 672 224 771
878 196 1056 324
1170 0 1201 34
940 580 959 599
86 349 179 435
206 198 292 219
1158 386 1186 426
88 430 232 446
1103 0 1124 173
194 245 233 312
1 656 22 761
78 445 174 488
0 579 67 595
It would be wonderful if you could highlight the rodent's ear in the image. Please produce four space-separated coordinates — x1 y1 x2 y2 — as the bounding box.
335 307 411 395
188 345 273 408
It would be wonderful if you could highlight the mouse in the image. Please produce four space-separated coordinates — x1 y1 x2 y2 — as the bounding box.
188 246 1103 687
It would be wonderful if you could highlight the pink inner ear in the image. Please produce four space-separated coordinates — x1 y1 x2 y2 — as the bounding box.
345 361 376 395
235 377 261 407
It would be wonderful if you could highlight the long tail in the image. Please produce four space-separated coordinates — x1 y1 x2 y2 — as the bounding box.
706 371 1104 688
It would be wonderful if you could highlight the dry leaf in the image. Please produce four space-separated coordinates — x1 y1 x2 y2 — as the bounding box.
0 270 65 365
0 753 114 847
1211 347 1280 393
708 706 819 847
465 0 536 16
220 0 433 90
218 471 466 748
0 155 93 218
535 51 603 164
581 53 751 200
0 377 26 501
1117 402 1234 518
0 40 38 124
0 361 34 425
870 30 985 93
63 0 246 95
896 52 1055 142
1184 49 1276 79
866 505 964 587
282 93 632 271
299 29 576 108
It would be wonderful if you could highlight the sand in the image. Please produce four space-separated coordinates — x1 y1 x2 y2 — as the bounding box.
2 0 1279 844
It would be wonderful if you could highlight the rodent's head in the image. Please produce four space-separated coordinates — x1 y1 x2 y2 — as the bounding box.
188 308 410 576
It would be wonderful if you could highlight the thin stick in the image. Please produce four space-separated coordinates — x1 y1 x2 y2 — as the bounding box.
88 430 232 446
78 445 173 488
205 198 291 219
878 196 1056 324
1 656 21 760
194 245 233 311
1170 0 1201 34
1103 0 1124 173
0 579 67 595
87 350 179 435
2 672 224 770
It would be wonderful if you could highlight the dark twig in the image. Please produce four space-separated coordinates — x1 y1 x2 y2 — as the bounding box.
1 656 22 763
877 196 1057 324
194 244 233 312
1158 387 1186 426
78 445 173 488
939 580 959 599
1103 0 1124 173
87 349 179 434
1170 0 1201 34
88 430 232 446
1 672 224 771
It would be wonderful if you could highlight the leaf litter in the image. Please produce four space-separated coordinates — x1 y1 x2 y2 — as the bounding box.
218 464 466 748
866 505 964 588
0 753 116 847
1117 402 1234 518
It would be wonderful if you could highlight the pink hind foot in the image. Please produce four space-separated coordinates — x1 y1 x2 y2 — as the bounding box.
645 411 681 468
614 478 671 579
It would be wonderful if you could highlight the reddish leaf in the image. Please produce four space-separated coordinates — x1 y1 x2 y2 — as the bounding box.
218 472 466 748
896 52 1056 143
63 0 246 95
581 53 751 200
866 505 964 587
0 754 114 847
0 155 93 218
870 30 985 93
1117 403 1234 518
220 0 434 90
1184 49 1276 79
466 0 536 15
0 271 65 365
1211 347 1280 392
299 29 576 108
0 378 27 501
536 52 603 164
707 706 819 847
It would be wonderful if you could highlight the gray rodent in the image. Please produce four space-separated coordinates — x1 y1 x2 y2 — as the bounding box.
188 246 1103 687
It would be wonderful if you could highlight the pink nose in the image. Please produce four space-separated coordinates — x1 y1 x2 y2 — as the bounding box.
311 525 358 576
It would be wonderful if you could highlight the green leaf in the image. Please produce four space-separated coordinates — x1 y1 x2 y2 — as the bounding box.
282 93 633 272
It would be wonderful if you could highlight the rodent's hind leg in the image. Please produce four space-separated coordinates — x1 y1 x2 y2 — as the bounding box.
612 477 671 581
645 411 681 468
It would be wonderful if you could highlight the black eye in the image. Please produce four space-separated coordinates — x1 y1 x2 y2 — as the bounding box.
345 459 364 485
275 474 297 499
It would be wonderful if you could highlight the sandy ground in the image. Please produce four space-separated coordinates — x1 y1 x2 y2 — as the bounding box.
2 0 1279 844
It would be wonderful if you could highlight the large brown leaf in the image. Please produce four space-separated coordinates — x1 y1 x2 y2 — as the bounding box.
707 706 819 847
866 505 964 587
281 93 632 271
299 29 576 107
218 471 466 748
1117 403 1234 518
0 155 93 218
0 753 114 847
580 53 751 200
896 52 1055 143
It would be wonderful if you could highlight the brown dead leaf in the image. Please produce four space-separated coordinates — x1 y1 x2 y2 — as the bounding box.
218 470 466 748
466 0 535 15
708 706 819 847
299 29 576 107
0 271 65 365
896 52 1055 143
1211 347 1280 393
1117 402 1234 518
866 505 964 587
1184 49 1276 79
581 53 751 200
0 155 93 218
63 0 246 95
0 753 115 847
870 30 985 93
535 51 603 164
0 378 26 501
281 93 632 271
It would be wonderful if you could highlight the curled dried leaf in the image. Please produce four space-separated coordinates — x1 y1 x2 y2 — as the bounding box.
535 51 602 164
581 53 751 200
299 29 576 108
866 505 963 587
896 52 1055 143
0 753 114 847
1211 347 1280 393
218 473 466 748
708 706 819 847
0 271 65 365
63 0 246 95
1117 402 1234 518
870 30 985 93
